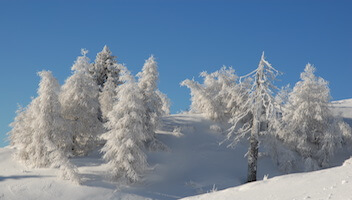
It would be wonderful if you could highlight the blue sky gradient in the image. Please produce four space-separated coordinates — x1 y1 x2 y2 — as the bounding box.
1 0 351 147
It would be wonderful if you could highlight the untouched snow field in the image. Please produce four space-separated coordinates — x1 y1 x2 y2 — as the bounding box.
331 98 352 119
182 158 352 200
0 99 351 200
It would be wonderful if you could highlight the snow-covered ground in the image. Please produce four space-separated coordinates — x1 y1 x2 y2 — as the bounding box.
0 99 351 200
331 98 352 119
182 158 352 200
0 113 281 200
183 99 352 200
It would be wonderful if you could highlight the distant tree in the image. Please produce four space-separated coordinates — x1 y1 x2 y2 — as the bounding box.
99 74 117 121
181 78 218 118
137 55 169 151
90 46 121 122
279 64 351 170
89 45 120 89
101 66 148 183
9 71 80 183
156 90 170 115
253 84 298 173
60 49 103 156
227 53 281 182
9 105 34 149
181 66 240 121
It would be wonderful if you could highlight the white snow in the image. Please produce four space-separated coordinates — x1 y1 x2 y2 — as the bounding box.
331 98 352 119
1 100 352 200
182 158 352 200
183 98 352 200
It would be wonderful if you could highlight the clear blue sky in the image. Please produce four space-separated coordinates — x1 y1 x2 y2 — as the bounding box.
1 0 351 147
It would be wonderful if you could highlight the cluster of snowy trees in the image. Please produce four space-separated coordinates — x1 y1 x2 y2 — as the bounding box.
8 48 351 184
8 46 169 184
182 52 352 182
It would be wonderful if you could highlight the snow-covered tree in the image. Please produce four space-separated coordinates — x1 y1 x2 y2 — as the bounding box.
137 55 169 151
101 66 148 183
8 105 34 149
181 66 240 121
156 90 170 115
227 52 281 182
279 64 351 170
60 49 103 156
181 78 218 118
90 45 120 89
9 71 80 183
90 46 121 122
99 74 117 121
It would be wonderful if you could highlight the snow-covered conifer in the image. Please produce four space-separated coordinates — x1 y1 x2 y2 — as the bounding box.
60 49 103 156
181 66 240 121
181 79 219 119
137 55 169 151
156 90 170 115
8 105 34 149
90 45 120 89
280 64 351 170
101 66 148 183
91 46 121 122
99 74 116 121
9 71 80 183
227 52 282 182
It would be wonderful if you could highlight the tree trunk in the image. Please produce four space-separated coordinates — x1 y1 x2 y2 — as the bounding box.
247 117 259 182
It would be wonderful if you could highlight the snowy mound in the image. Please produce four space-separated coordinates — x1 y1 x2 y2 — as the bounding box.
331 98 352 119
182 157 352 200
0 147 147 200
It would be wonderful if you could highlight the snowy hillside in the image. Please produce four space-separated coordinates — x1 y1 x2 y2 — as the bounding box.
331 98 352 119
0 113 283 200
182 158 352 200
182 99 352 200
1 100 351 200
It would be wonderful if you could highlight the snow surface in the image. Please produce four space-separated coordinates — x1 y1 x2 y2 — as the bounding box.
0 113 282 199
331 99 352 119
182 158 352 200
183 98 352 200
1 100 352 200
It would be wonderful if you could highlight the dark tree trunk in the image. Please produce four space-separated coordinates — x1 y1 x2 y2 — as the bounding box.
247 118 259 182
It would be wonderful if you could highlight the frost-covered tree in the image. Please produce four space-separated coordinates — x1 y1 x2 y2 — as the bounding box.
227 53 281 182
181 66 240 121
90 46 121 122
181 78 217 117
8 105 34 149
60 49 103 156
156 90 170 115
99 74 117 121
9 71 80 183
90 45 120 89
279 64 351 170
101 66 148 183
137 55 169 151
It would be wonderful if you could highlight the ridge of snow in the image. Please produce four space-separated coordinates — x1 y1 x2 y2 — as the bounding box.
331 98 352 119
182 157 352 200
331 98 352 106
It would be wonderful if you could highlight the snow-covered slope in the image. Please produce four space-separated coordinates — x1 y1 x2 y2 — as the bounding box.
182 99 352 200
182 158 352 200
0 114 281 200
331 98 352 119
0 147 148 200
1 100 351 200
